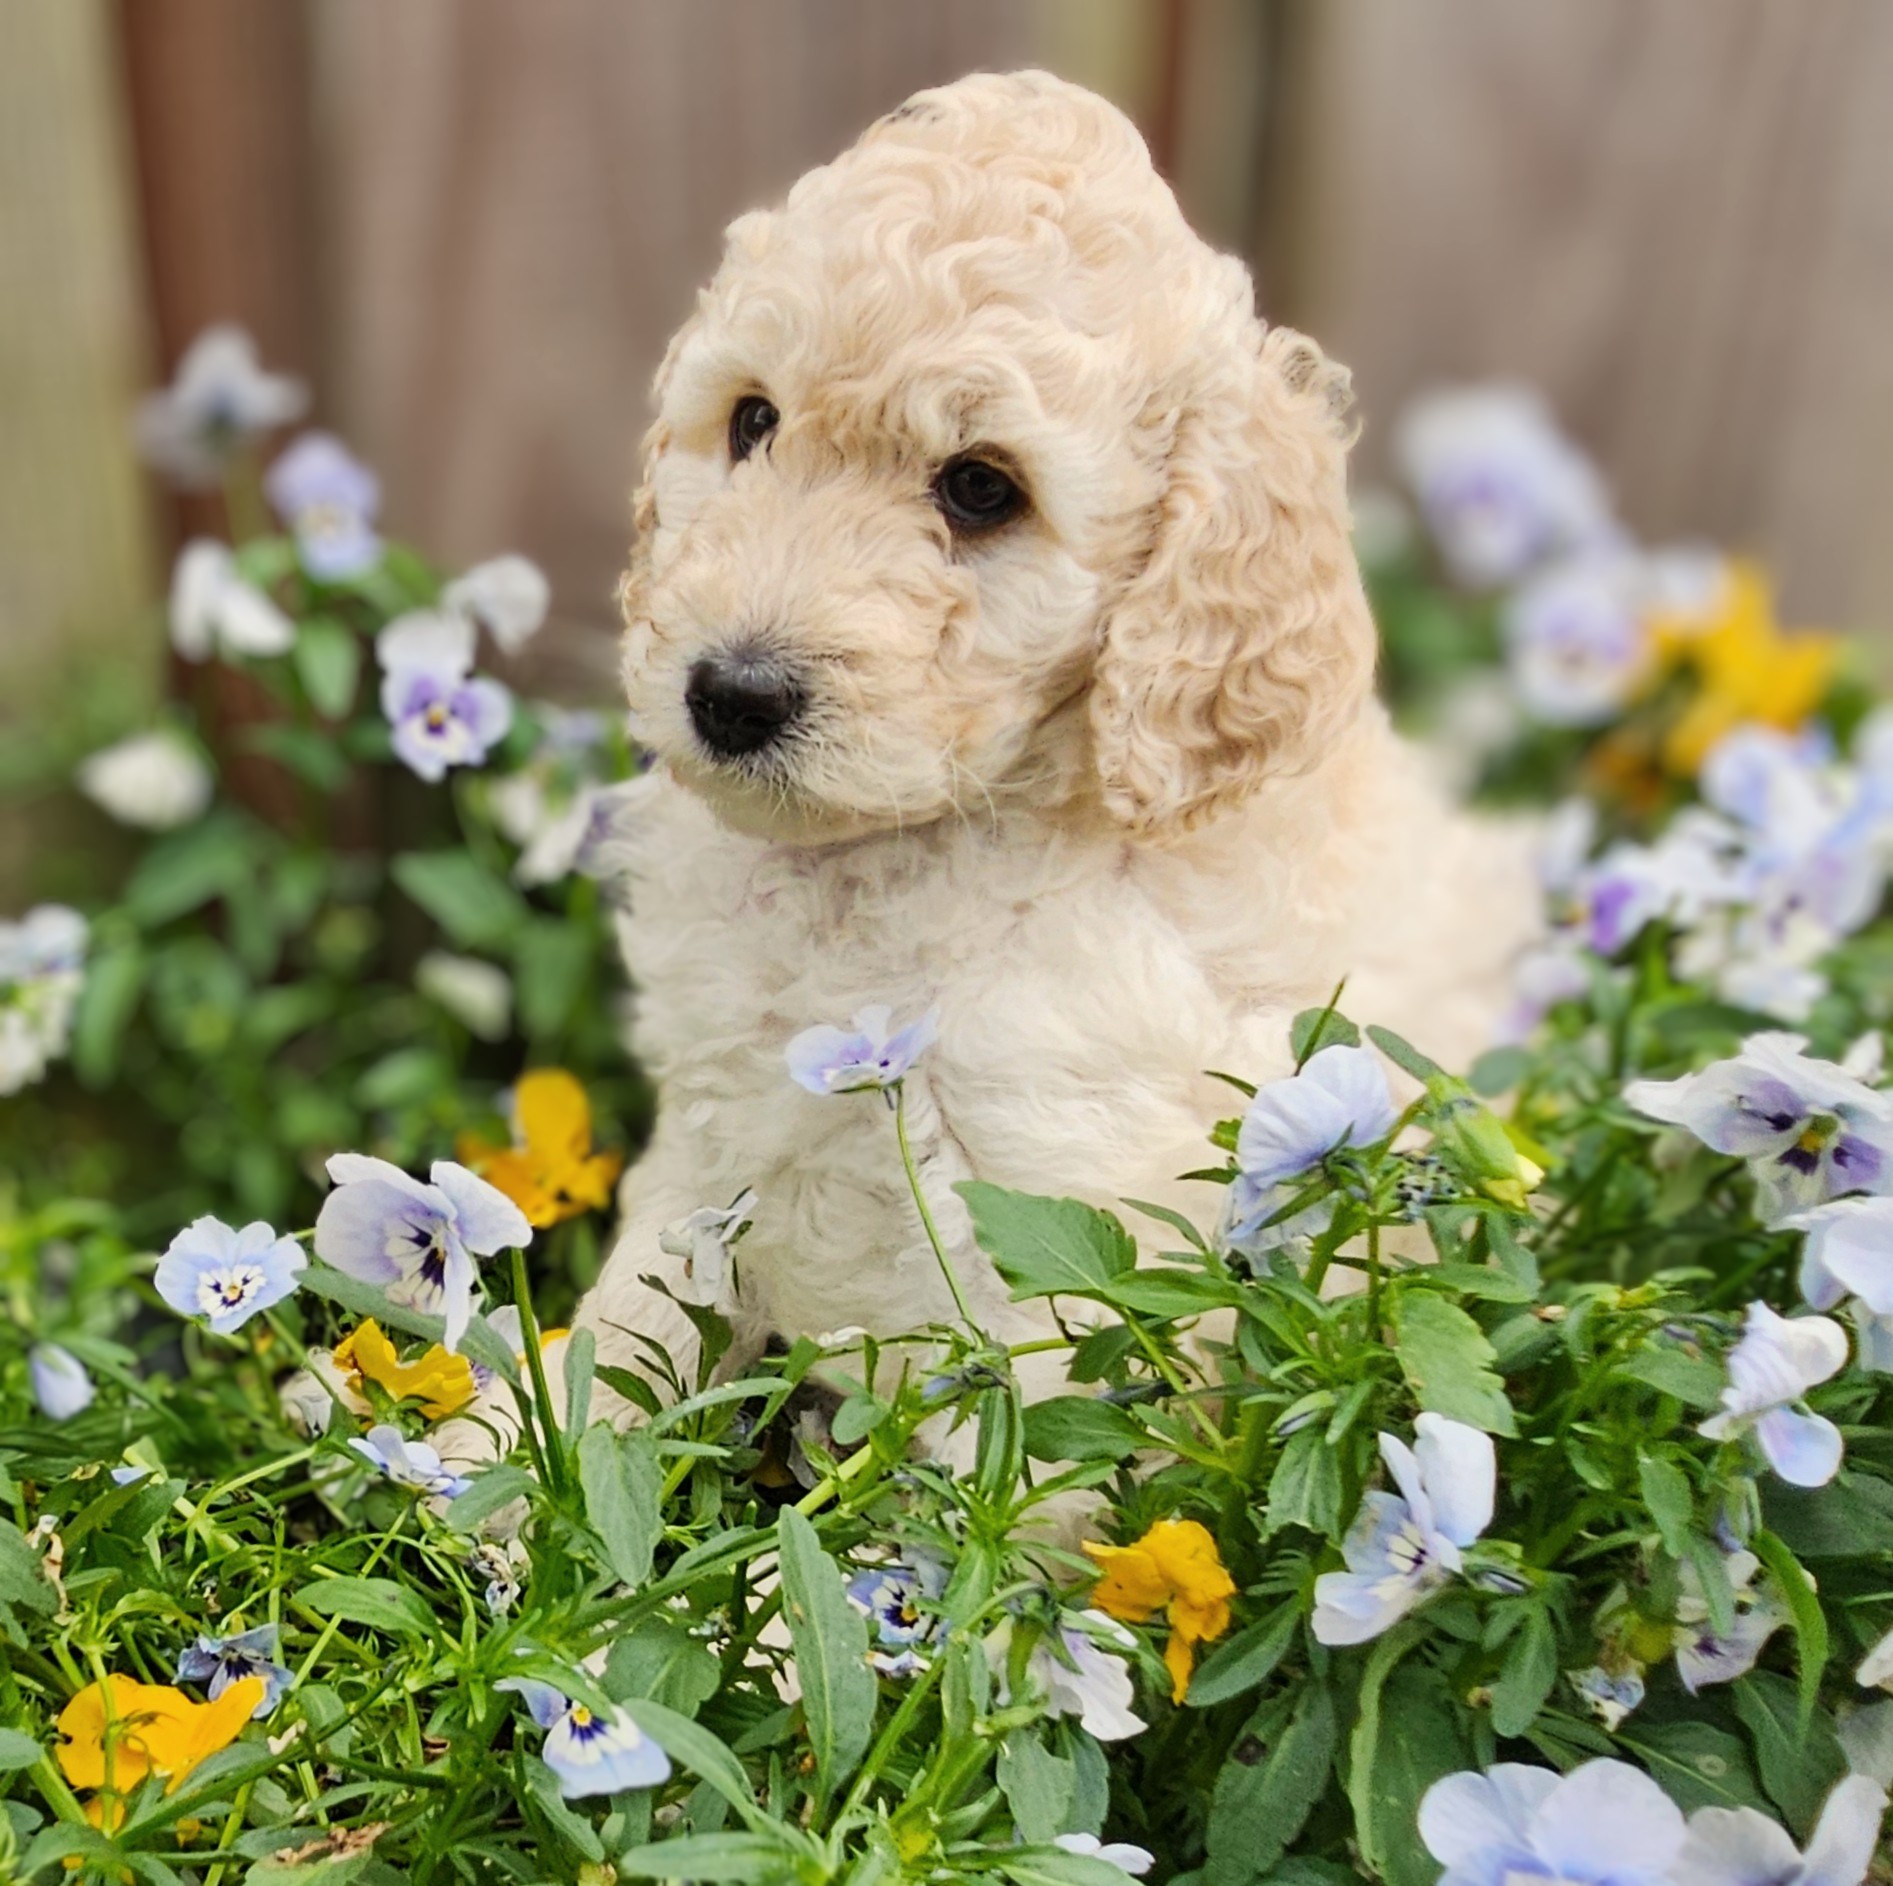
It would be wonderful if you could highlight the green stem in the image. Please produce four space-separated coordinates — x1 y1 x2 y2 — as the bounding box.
511 1245 568 1496
893 1082 980 1333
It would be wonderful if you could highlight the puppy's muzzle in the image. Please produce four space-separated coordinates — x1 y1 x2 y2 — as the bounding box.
685 646 806 759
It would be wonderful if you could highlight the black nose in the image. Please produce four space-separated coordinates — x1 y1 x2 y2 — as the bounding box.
685 649 805 757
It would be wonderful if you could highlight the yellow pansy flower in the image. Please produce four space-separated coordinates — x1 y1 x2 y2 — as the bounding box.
1084 1517 1236 1703
56 1674 262 1794
332 1320 475 1419
1650 561 1839 775
458 1069 624 1228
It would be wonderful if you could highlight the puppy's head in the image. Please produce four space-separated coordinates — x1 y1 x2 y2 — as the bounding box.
621 70 1375 843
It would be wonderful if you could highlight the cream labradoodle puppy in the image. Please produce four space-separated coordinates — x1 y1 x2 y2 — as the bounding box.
508 72 1538 1445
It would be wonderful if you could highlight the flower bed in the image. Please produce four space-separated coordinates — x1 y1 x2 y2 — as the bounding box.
4 347 1893 1883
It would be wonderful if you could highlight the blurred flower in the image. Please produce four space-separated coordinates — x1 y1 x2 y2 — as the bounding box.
277 1347 368 1438
1502 555 1652 727
155 1216 306 1335
314 1153 531 1351
787 1004 939 1095
1226 1043 1398 1249
375 612 514 783
135 324 307 487
847 1555 948 1677
1626 1032 1893 1225
1393 385 1617 590
1349 482 1414 567
77 728 213 831
29 1343 94 1421
415 951 513 1041
1419 1759 1686 1886
176 1625 290 1718
1672 1549 1787 1693
1313 1415 1495 1646
1858 1623 1893 1690
1027 1612 1146 1742
1796 1195 1893 1329
1052 1834 1155 1878
1652 563 1840 776
1673 1775 1885 1886
659 1188 757 1310
496 1678 671 1799
1570 1663 1645 1731
458 1070 624 1227
472 1539 529 1616
55 1673 263 1792
443 555 550 655
331 1319 475 1420
0 904 86 1096
1699 1301 1848 1487
265 432 382 579
168 539 295 662
349 1423 471 1500
1084 1517 1234 1703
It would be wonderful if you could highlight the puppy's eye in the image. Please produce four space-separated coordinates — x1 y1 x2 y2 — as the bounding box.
933 456 1026 533
729 395 779 463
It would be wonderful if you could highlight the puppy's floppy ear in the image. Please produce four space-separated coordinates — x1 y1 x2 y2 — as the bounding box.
1089 324 1378 837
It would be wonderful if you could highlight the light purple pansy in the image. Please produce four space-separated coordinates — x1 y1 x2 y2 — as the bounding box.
1501 554 1651 728
1673 1775 1886 1886
496 1677 671 1799
1626 1032 1893 1227
1226 1044 1398 1249
847 1554 948 1677
135 324 307 488
1699 1302 1849 1488
1029 1612 1146 1743
786 1004 939 1095
177 1624 292 1717
154 1216 307 1336
375 612 515 784
313 1153 531 1351
1796 1195 1893 1320
1418 1758 1688 1886
1312 1415 1495 1646
1671 1550 1787 1695
264 431 382 579
29 1343 95 1421
349 1423 471 1501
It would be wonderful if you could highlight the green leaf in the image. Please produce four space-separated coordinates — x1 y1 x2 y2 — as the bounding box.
775 1507 876 1802
443 1464 536 1534
520 1751 605 1862
577 1422 662 1588
998 1853 1141 1886
997 1732 1075 1846
292 616 363 718
1751 1528 1829 1733
1291 1003 1361 1061
618 1698 760 1827
391 849 530 950
1187 1605 1301 1709
1099 1269 1244 1318
1730 1668 1846 1837
617 1833 810 1882
1488 1606 1557 1738
0 1728 41 1771
239 723 351 792
69 940 145 1087
1023 1396 1145 1463
1619 1720 1766 1815
1638 1454 1694 1556
1467 1045 1533 1097
1119 1197 1209 1252
298 1576 436 1638
1365 1024 1445 1083
1619 1346 1725 1410
1393 1293 1516 1435
124 811 255 926
1353 1658 1469 1886
1207 1682 1336 1883
1762 1470 1893 1558
0 1521 53 1617
513 916 592 1042
604 1618 722 1721
1265 1428 1345 1538
958 1182 1136 1300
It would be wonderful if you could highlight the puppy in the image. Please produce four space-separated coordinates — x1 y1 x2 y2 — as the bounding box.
562 71 1538 1430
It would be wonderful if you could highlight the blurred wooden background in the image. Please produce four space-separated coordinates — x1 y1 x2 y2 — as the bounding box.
4 0 1891 796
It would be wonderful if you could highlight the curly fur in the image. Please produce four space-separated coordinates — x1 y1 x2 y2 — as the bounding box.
438 73 1540 1467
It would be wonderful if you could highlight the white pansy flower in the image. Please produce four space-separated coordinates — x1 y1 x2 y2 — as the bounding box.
77 729 214 831
659 1190 757 1310
443 556 551 655
415 952 513 1042
1699 1302 1849 1487
169 539 296 662
1673 1775 1885 1886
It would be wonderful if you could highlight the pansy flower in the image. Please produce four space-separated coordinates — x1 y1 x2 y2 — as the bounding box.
135 324 307 487
0 904 86 1097
375 612 514 784
496 1677 670 1799
313 1153 530 1351
56 1674 263 1794
1699 1301 1848 1487
331 1319 475 1419
1671 1549 1788 1694
1673 1775 1885 1886
1312 1415 1495 1646
349 1423 471 1500
1016 1611 1146 1743
456 1070 623 1228
786 1004 938 1094
77 728 214 832
169 539 296 663
1419 1759 1686 1886
176 1624 291 1718
846 1554 949 1677
264 432 382 579
29 1343 95 1421
1627 1032 1893 1227
1501 554 1652 728
1084 1518 1235 1703
155 1216 307 1336
442 555 550 655
1052 1834 1155 1878
659 1188 758 1310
